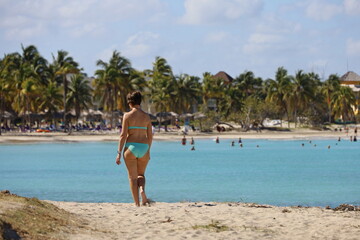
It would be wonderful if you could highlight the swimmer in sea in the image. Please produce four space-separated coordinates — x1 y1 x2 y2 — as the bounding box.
182 135 187 145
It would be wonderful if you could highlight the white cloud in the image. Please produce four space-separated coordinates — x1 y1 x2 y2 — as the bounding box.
205 31 230 43
347 38 360 56
308 59 328 73
180 0 263 25
243 33 283 54
0 0 166 40
5 22 46 40
256 15 302 34
344 0 360 16
123 32 160 58
96 45 119 62
70 24 105 38
305 0 342 21
249 33 282 44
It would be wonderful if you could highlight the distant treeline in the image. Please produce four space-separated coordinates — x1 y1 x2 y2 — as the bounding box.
0 44 358 131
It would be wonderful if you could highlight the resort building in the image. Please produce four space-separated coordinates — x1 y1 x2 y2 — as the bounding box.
340 71 360 115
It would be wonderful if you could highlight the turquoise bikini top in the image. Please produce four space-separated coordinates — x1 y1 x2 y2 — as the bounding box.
128 126 147 130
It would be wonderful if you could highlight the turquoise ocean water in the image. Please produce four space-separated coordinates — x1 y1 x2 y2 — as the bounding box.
0 138 359 207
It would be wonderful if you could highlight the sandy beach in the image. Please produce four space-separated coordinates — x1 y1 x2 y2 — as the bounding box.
48 201 360 240
0 128 352 144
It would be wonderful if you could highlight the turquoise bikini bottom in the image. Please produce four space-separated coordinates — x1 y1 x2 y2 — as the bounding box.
125 142 149 158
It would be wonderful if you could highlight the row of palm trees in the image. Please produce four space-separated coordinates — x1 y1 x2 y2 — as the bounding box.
0 44 358 133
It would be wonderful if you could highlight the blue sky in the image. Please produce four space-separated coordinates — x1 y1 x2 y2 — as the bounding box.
1 0 359 80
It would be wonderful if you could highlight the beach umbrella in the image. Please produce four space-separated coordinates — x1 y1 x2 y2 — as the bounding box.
193 112 206 119
148 113 157 120
179 113 193 119
156 112 178 119
2 111 15 119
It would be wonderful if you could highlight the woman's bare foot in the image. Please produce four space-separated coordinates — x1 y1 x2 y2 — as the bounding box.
140 187 149 206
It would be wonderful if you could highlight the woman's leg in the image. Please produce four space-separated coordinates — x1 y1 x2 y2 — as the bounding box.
124 149 140 207
138 152 150 205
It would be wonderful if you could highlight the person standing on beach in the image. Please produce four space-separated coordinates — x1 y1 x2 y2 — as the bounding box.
116 91 153 207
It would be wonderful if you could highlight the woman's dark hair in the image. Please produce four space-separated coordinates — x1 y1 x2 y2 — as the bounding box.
127 91 142 105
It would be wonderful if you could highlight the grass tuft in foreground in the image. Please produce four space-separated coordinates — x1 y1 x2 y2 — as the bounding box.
192 220 230 232
0 190 86 240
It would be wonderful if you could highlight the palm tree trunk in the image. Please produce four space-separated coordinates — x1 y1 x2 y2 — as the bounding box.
27 97 31 131
63 75 67 132
52 112 56 130
158 116 162 133
0 93 2 136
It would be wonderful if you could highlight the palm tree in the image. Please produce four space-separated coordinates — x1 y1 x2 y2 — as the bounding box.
265 67 292 127
235 71 263 97
289 70 316 127
218 83 244 119
7 45 48 129
173 74 201 113
321 74 340 123
201 72 227 112
331 86 356 122
67 73 92 122
109 51 132 111
94 51 141 128
38 80 63 127
117 69 147 110
52 50 79 131
146 56 174 132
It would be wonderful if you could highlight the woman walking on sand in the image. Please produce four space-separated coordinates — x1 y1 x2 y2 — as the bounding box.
116 91 153 206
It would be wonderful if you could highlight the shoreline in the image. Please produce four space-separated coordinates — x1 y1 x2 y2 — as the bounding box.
0 129 351 144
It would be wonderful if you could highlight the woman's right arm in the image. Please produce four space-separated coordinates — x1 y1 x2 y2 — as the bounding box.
116 114 129 164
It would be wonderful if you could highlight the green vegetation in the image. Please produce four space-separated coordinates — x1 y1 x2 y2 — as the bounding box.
192 220 230 232
0 45 358 133
0 191 86 240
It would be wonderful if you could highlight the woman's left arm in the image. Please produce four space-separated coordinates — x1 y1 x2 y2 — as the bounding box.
147 120 153 148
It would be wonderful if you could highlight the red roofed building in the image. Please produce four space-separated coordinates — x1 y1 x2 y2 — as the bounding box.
213 71 234 84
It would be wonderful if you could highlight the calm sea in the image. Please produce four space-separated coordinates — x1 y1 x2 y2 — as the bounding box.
0 138 359 207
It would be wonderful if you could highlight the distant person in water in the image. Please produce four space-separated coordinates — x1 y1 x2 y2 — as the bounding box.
216 137 219 143
231 141 235 147
338 137 341 142
116 91 153 207
238 137 242 143
191 146 195 151
354 136 357 142
190 137 194 145
182 135 187 145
